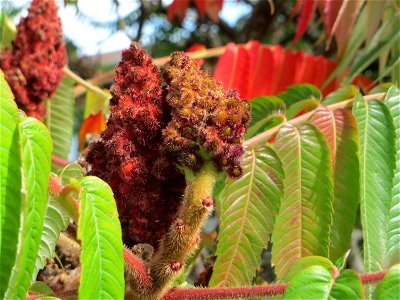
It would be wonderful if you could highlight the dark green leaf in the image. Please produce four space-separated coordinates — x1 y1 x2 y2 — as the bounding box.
210 145 284 287
245 96 286 139
278 84 321 109
322 85 359 105
334 250 351 272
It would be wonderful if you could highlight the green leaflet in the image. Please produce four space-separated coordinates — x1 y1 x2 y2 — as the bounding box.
322 85 359 105
278 84 321 108
245 96 286 139
0 70 21 299
385 86 400 266
78 176 124 299
310 107 359 262
353 93 396 276
44 76 75 172
373 264 400 299
283 256 335 282
210 145 284 287
272 124 333 280
0 12 16 50
6 117 53 299
283 266 363 299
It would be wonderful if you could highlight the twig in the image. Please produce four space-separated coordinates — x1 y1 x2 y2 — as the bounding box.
244 92 386 147
63 67 110 100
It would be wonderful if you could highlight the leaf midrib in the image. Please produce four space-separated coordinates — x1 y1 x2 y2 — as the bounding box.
223 148 256 284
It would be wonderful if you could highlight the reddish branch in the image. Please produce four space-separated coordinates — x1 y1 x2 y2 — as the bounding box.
27 270 387 299
51 154 69 167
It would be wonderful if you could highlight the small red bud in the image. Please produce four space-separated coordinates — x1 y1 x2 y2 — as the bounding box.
202 197 213 208
170 261 182 271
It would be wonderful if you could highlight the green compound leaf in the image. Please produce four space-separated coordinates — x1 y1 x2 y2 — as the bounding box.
0 70 21 299
373 264 400 299
6 117 52 299
245 96 286 139
310 107 359 262
283 266 363 299
32 195 70 280
78 176 124 300
210 145 284 287
353 93 396 275
272 124 333 280
385 86 400 267
44 76 75 172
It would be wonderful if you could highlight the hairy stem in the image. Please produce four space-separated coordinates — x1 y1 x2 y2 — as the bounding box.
127 162 218 299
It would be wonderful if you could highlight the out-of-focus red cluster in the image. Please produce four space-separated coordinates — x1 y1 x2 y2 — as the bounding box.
86 43 250 249
0 0 67 119
163 52 251 178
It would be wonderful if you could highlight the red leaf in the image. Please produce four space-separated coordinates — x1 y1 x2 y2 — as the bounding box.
213 41 372 99
186 43 206 66
214 43 250 98
247 41 275 98
194 0 206 17
79 112 106 150
324 0 343 45
331 0 364 58
195 0 224 22
292 0 318 46
167 0 190 22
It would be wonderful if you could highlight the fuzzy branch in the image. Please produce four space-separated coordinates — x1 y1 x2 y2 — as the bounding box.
126 162 218 299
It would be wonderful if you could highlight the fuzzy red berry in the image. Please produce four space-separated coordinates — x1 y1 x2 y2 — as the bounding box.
0 0 67 119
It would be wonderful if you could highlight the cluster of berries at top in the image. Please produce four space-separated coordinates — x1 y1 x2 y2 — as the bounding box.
0 0 67 119
85 42 250 249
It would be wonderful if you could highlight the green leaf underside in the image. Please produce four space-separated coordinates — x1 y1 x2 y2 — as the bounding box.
245 96 286 139
310 107 359 262
322 85 359 105
0 70 21 299
385 86 400 266
33 195 70 280
353 94 396 274
6 117 52 299
283 266 363 299
278 84 321 108
272 124 333 280
373 264 400 299
210 145 284 287
78 176 124 299
44 76 75 172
